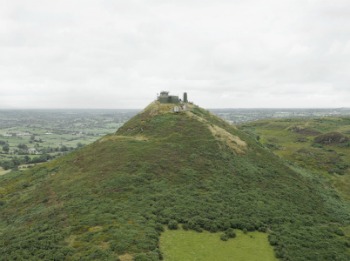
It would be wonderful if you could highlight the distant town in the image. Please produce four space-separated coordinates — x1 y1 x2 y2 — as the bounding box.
210 108 350 124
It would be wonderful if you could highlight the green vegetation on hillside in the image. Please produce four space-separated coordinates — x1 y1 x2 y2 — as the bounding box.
240 117 350 200
160 229 277 261
1 103 350 260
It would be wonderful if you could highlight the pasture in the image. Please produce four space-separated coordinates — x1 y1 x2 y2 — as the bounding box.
160 229 277 261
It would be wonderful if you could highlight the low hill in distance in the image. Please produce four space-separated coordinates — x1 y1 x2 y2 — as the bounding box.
240 117 350 201
1 102 350 260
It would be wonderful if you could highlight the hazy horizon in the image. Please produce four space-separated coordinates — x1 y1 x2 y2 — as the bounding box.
0 106 349 110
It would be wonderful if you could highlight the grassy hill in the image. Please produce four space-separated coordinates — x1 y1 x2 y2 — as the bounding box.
240 117 350 201
1 102 350 260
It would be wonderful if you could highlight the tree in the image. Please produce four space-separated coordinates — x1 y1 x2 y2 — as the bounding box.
76 142 84 148
24 155 30 163
18 143 28 150
2 144 9 153
60 145 68 152
1 161 14 170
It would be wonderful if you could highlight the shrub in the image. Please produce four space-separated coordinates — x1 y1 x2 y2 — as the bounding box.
333 228 345 236
208 223 218 233
345 240 350 248
155 223 164 233
225 228 236 238
220 233 229 241
268 234 278 246
193 226 203 233
258 226 267 233
275 249 284 259
168 220 178 230
134 253 149 261
182 223 189 230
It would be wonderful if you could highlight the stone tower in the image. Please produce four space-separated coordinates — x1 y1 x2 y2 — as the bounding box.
183 92 188 103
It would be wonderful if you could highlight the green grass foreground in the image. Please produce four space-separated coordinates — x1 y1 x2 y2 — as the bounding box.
160 229 277 261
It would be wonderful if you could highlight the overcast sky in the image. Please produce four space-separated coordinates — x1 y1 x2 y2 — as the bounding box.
1 0 350 109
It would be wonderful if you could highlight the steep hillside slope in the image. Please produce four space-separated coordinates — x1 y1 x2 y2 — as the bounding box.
1 102 350 260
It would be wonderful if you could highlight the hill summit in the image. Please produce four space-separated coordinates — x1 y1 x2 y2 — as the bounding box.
1 101 350 260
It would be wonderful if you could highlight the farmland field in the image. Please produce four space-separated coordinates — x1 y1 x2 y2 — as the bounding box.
0 109 138 170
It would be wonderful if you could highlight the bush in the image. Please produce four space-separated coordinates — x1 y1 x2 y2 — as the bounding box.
225 228 236 238
155 223 164 233
182 223 189 230
258 226 267 233
345 240 350 248
193 226 203 233
333 227 345 236
168 220 178 230
220 233 229 241
133 253 148 261
208 223 219 233
268 234 278 246
275 249 284 259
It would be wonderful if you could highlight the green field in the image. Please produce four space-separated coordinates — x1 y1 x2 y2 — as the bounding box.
160 229 277 261
0 167 10 175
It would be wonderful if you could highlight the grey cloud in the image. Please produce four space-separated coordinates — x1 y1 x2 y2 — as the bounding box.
0 0 349 108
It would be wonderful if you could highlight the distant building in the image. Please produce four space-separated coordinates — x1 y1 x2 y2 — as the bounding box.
157 91 180 104
157 91 189 104
28 148 39 155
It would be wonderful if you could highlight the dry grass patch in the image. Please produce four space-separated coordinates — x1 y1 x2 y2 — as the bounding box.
65 235 77 248
119 253 133 261
188 111 247 154
144 101 177 116
208 125 247 154
99 241 110 250
88 226 103 232
100 135 148 143
0 167 10 176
